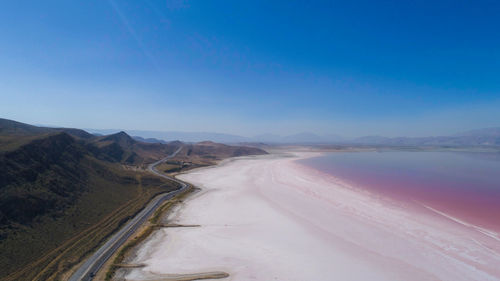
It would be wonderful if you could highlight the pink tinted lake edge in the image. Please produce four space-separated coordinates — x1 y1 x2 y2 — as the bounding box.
295 151 500 233
291 152 500 278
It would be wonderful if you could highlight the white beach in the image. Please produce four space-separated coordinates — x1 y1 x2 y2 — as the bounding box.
125 152 500 281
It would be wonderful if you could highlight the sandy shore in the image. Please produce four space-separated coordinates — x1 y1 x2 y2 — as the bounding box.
125 152 500 281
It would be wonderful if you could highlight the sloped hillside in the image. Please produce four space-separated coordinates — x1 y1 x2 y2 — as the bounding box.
90 131 182 164
173 141 268 165
0 118 92 152
0 133 86 227
0 130 178 280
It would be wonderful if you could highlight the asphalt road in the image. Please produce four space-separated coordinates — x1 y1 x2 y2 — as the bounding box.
69 147 188 281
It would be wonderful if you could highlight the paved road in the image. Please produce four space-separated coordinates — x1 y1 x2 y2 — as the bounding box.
69 147 188 281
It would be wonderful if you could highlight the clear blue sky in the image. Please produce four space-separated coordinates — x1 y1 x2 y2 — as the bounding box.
0 1 499 137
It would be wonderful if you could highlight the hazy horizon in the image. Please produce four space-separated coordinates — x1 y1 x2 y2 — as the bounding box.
2 2 500 279
83 125 499 140
10 121 493 144
1 1 499 137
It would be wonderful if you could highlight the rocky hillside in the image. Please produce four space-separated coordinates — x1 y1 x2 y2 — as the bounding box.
0 133 86 227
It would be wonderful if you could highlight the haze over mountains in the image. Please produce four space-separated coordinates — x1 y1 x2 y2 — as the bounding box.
349 127 500 146
87 127 500 146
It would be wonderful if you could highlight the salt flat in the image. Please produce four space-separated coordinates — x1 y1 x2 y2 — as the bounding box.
125 152 500 281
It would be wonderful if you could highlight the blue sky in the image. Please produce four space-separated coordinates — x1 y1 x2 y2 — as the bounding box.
0 1 499 137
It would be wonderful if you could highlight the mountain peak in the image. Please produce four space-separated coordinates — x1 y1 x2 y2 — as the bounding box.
454 127 500 137
101 131 135 147
196 141 218 146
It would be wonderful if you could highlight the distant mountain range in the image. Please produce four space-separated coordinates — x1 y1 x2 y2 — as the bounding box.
252 132 344 144
132 136 168 144
87 129 345 144
87 127 500 146
87 129 249 143
453 127 500 137
349 128 500 146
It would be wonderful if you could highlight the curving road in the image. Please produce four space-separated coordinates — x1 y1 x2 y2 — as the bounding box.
69 146 189 281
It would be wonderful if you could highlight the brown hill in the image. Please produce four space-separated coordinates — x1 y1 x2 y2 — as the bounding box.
0 118 93 152
173 140 268 165
0 122 179 280
89 131 182 165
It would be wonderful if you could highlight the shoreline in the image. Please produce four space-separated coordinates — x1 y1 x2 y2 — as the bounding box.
295 150 500 236
122 151 500 281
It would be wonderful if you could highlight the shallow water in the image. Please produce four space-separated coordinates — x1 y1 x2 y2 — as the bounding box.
299 151 500 232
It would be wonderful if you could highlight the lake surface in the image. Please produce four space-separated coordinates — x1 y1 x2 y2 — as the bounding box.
299 151 500 232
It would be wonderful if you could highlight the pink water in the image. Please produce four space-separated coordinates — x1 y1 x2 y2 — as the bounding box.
299 151 500 233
